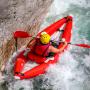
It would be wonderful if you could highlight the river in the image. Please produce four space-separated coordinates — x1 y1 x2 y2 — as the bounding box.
0 0 90 90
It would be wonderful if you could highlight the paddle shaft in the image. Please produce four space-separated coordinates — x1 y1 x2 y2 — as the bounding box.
68 43 90 48
14 31 90 49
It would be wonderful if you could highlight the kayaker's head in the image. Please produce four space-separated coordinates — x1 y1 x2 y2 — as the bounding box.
40 32 50 44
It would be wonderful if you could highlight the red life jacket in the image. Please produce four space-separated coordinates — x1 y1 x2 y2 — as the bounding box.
33 38 50 57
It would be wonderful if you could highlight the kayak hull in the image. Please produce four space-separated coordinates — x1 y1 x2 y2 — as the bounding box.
14 16 73 80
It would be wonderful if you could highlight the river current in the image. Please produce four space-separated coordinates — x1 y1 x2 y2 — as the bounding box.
0 0 90 90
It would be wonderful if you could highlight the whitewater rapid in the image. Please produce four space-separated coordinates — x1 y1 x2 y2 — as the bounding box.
0 0 90 90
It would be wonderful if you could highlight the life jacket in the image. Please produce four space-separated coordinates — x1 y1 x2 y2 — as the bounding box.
33 38 50 57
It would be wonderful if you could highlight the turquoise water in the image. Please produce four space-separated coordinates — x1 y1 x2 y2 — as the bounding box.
40 6 90 89
0 0 90 90
35 1 90 90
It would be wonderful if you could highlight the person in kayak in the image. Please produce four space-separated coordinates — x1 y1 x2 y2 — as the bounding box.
14 31 67 79
29 32 67 53
27 32 67 63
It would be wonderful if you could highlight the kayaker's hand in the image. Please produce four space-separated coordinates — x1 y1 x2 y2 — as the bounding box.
61 38 67 46
63 41 67 46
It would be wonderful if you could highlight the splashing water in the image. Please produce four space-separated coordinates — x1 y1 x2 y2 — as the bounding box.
0 0 90 90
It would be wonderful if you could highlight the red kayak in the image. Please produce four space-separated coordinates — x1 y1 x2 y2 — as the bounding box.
14 16 73 80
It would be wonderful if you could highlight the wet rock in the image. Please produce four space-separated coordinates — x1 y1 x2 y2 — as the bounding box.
0 0 53 71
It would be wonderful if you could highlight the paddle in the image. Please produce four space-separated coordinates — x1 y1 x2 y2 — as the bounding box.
59 38 90 48
14 31 31 38
13 31 90 50
68 43 90 48
14 31 32 51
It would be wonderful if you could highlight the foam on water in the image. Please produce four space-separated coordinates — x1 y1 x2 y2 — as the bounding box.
48 0 90 16
42 50 90 90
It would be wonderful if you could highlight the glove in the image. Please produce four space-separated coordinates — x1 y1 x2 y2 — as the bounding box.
60 38 67 46
62 38 65 42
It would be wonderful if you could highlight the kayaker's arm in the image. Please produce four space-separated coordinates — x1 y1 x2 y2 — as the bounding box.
49 41 67 53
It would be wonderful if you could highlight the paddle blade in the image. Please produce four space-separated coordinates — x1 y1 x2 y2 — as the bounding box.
14 31 31 38
75 44 90 48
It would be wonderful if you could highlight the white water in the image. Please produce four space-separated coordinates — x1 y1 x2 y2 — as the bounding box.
1 0 90 90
